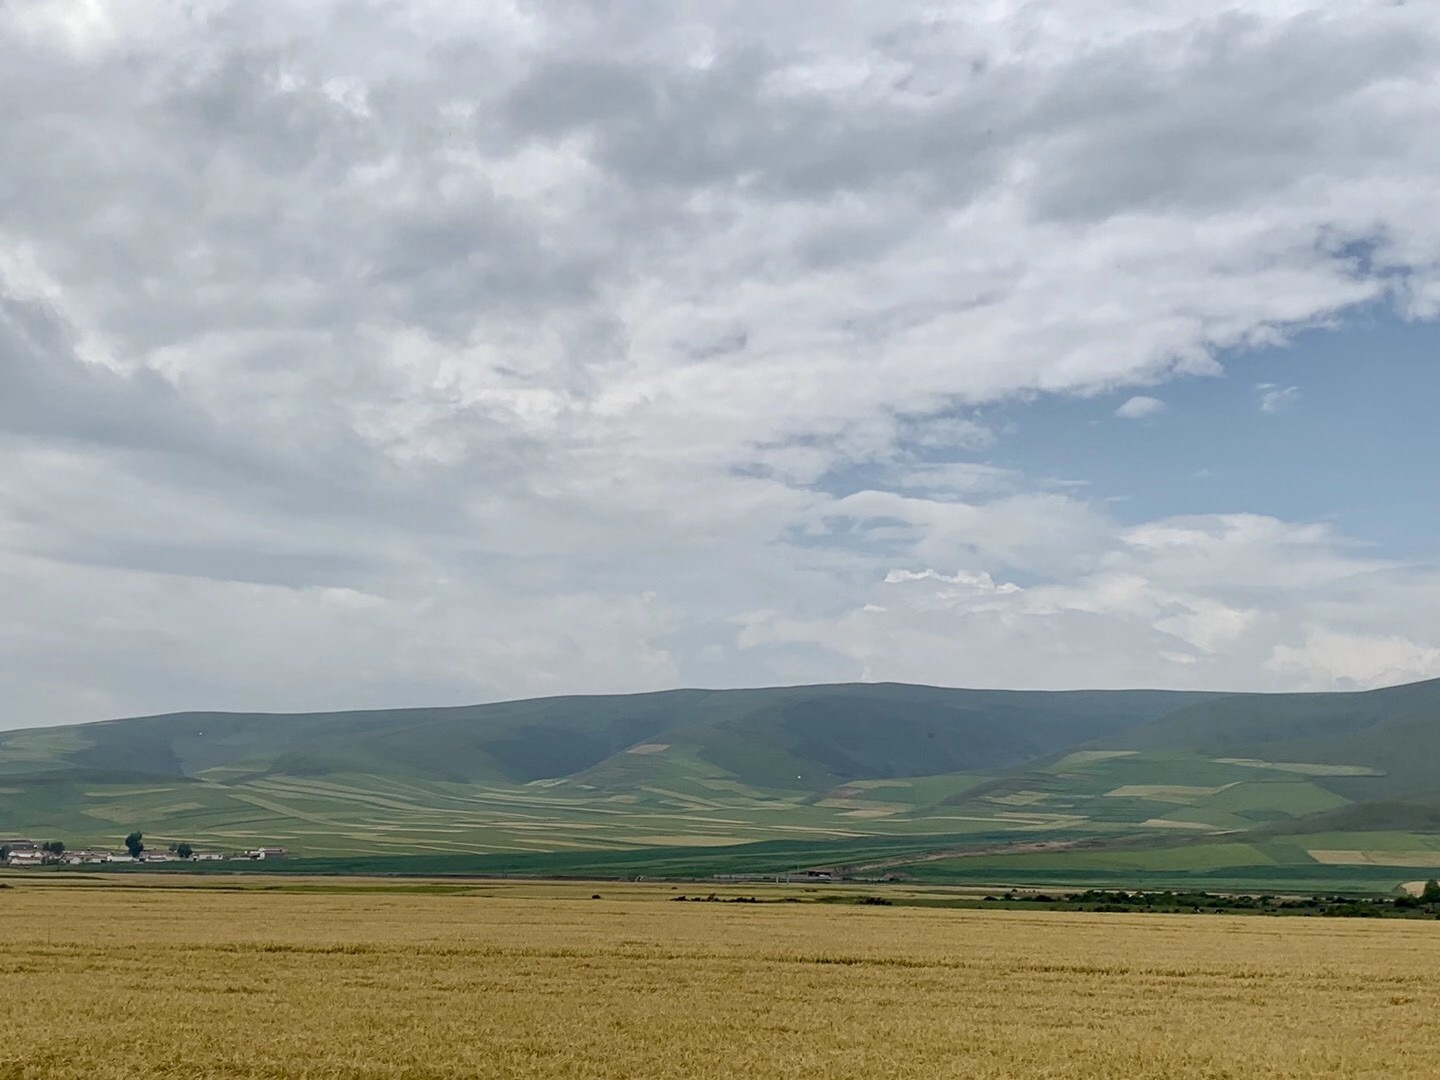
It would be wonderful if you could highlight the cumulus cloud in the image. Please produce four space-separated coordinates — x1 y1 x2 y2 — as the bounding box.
1 1 1439 724
1265 631 1440 691
1115 395 1168 420
742 513 1440 692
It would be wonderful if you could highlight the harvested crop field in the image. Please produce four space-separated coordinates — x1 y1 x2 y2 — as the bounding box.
2 876 1439 1078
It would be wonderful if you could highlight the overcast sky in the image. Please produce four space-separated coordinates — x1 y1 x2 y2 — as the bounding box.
3 1 1439 727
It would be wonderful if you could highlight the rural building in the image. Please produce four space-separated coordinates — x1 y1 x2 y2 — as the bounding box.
60 850 109 865
244 846 288 860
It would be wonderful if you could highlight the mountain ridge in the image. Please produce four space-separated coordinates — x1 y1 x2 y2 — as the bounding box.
2 679 1438 878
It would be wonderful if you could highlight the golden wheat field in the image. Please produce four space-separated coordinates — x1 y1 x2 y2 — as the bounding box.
2 876 1439 1079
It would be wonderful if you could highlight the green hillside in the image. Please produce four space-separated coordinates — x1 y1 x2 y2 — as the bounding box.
3 678 1440 889
1091 677 1440 799
0 684 1210 788
0 683 1207 855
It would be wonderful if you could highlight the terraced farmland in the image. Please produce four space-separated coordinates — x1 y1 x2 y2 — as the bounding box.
5 679 1440 890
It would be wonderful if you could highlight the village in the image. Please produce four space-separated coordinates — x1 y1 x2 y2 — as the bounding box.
1 837 287 867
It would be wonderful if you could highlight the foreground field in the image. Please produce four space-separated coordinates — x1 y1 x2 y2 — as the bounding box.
3 877 1439 1078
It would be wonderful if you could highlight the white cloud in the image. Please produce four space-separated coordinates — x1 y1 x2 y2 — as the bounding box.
884 568 1022 595
742 512 1440 691
1257 383 1303 413
1 1 1439 723
1115 395 1168 419
1266 631 1440 691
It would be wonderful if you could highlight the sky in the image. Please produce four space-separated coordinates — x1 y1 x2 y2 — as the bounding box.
2 1 1439 728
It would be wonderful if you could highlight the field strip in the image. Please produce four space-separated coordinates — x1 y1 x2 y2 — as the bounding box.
580 811 754 827
1104 783 1237 801
225 791 356 827
504 837 615 850
983 791 1053 806
349 776 495 804
1143 818 1218 830
637 786 730 809
1215 758 1385 777
615 835 749 847
248 779 429 805
474 821 609 831
694 779 776 795
81 787 177 797
818 798 911 812
83 804 160 823
351 776 608 810
259 777 423 800
1048 750 1139 769
244 782 464 814
1308 849 1440 867
491 823 610 833
148 802 207 814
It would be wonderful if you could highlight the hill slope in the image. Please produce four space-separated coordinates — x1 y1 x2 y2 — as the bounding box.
0 683 1209 854
2 679 1439 878
1092 676 1440 799
0 683 1212 788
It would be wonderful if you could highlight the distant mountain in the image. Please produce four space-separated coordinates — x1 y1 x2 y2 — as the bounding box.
2 679 1438 872
0 683 1213 788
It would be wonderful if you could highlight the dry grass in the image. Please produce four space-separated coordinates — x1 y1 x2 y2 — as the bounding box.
2 876 1439 1078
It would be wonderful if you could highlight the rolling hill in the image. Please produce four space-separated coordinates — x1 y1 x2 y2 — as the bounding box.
3 678 1440 887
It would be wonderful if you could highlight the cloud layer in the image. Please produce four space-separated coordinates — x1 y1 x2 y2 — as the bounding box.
2 1 1439 724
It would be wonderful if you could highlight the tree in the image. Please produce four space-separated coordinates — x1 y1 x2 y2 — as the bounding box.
1422 879 1440 904
124 831 144 858
176 843 193 860
0 846 10 862
41 840 65 856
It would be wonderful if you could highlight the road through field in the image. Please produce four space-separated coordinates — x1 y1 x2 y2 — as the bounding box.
1 877 1437 1078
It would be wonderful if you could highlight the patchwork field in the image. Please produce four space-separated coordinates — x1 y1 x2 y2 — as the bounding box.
0 748 1396 860
1 876 1439 1078
7 678 1440 891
